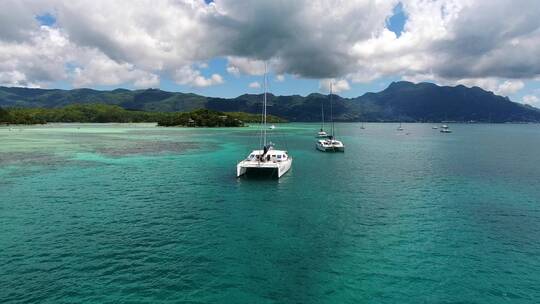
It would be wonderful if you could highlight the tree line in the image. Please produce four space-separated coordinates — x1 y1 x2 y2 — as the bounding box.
0 104 286 126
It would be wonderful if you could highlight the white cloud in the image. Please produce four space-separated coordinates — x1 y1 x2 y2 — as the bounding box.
0 71 39 87
133 74 159 89
226 65 240 77
275 75 285 82
72 51 159 88
495 80 524 96
1 0 540 95
523 95 540 108
173 66 224 87
319 79 350 93
0 26 70 87
226 57 266 76
248 81 261 89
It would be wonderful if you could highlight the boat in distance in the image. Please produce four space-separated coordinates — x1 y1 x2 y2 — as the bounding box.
316 137 345 152
316 82 345 152
317 129 329 138
440 124 452 133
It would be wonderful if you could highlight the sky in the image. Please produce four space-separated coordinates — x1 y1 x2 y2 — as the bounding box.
1 0 540 108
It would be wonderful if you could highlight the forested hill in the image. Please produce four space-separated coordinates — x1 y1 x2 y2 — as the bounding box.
1 81 539 122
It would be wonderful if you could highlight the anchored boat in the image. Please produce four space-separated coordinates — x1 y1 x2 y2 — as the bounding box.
236 65 292 178
316 83 345 152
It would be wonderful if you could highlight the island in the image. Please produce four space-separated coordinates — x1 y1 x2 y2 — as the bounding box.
0 104 286 127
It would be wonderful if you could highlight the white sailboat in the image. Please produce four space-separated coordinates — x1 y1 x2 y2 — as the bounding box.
316 83 345 152
317 94 329 138
236 65 292 178
397 122 404 131
440 124 452 133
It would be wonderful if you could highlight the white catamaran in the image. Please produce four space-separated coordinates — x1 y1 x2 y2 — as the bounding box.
440 124 452 133
236 65 292 178
316 83 345 152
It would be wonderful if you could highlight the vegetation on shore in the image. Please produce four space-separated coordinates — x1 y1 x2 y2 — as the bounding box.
0 104 286 126
156 109 285 127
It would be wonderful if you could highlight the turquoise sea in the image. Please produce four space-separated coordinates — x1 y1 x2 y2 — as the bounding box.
1 123 540 303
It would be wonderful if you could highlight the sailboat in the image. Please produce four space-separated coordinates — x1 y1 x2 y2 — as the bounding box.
316 83 345 152
236 65 293 178
317 96 329 137
440 124 452 133
360 122 365 129
397 122 404 131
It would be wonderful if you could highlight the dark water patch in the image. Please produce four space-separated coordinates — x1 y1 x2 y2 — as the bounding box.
0 151 66 166
94 140 200 157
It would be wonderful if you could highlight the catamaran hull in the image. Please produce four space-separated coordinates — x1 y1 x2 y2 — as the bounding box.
237 159 292 178
316 143 345 152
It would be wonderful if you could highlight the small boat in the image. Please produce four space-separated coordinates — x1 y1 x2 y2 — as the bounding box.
316 137 345 152
316 83 345 152
397 122 404 131
237 65 292 178
432 126 438 129
440 124 452 133
316 92 329 138
360 122 366 129
269 125 275 130
317 129 329 138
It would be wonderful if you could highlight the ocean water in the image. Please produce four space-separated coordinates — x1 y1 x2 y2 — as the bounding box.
1 123 540 303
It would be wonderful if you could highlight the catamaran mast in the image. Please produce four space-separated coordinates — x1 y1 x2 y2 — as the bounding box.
321 95 325 131
330 82 335 137
263 62 267 147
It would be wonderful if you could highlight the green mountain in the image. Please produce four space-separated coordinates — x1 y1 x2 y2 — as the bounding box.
1 81 539 122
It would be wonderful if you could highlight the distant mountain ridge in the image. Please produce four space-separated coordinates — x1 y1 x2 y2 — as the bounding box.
1 81 539 122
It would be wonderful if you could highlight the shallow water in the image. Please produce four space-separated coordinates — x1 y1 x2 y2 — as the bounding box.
1 123 540 303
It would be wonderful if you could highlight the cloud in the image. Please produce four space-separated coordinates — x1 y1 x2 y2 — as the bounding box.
248 81 261 89
0 71 39 87
275 75 285 82
72 51 159 88
495 80 524 96
319 79 350 93
523 95 540 108
226 65 240 77
173 66 223 87
226 56 266 76
1 0 540 94
0 25 76 88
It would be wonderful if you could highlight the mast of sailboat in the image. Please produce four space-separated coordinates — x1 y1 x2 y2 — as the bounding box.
321 95 325 131
263 63 267 147
330 82 335 137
